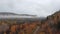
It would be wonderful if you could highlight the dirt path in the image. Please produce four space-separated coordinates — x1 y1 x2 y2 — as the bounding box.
33 26 40 34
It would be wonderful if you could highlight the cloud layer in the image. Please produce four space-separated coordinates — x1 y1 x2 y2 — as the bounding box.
0 0 60 17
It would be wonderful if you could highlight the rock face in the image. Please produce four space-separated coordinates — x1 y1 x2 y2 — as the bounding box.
42 10 60 34
47 11 60 27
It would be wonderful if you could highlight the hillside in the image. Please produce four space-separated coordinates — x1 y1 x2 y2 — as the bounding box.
0 11 60 34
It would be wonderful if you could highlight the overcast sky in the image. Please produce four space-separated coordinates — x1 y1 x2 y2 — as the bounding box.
0 0 60 17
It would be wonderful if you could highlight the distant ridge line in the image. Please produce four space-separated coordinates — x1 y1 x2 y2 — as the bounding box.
0 12 36 16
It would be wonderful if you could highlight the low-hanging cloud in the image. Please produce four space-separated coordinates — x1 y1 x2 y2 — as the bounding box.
0 0 60 17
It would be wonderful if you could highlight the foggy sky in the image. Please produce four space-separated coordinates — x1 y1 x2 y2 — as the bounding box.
0 0 60 17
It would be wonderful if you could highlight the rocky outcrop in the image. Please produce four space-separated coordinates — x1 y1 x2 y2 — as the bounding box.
40 10 60 34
